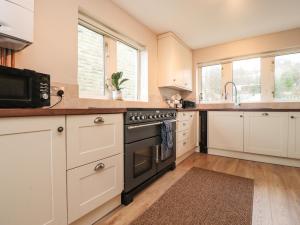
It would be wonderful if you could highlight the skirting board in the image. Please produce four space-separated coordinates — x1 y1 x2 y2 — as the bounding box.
69 195 121 225
209 148 300 168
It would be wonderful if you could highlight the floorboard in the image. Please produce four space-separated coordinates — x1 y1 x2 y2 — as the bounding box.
95 153 300 225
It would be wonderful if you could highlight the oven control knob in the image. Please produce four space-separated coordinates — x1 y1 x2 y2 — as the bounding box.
141 115 146 120
130 116 135 121
41 93 49 100
153 115 157 119
135 116 140 120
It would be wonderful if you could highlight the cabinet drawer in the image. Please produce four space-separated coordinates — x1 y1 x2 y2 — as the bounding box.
177 130 189 142
176 139 189 158
67 154 123 224
177 120 192 132
177 111 195 121
67 114 123 169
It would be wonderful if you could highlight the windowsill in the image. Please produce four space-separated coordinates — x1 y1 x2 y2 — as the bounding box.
79 95 148 103
199 100 300 105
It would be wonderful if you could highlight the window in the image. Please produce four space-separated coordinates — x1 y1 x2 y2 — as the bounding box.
77 16 147 101
274 53 300 101
233 58 261 102
78 24 105 98
117 42 138 100
200 65 222 102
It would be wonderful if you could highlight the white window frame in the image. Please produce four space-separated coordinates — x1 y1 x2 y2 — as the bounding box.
78 23 106 99
197 49 300 104
198 64 223 104
273 52 300 102
232 57 262 103
78 13 147 101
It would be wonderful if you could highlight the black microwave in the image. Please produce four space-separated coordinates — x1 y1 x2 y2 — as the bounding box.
0 66 50 108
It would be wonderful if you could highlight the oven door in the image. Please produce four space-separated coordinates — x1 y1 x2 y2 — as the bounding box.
124 136 160 192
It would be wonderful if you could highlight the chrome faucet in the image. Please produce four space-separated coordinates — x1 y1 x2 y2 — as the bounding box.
224 81 240 107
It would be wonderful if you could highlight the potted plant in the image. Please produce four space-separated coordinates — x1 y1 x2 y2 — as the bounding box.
106 72 129 100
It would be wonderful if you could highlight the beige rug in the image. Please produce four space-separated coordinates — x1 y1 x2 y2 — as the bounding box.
130 167 254 225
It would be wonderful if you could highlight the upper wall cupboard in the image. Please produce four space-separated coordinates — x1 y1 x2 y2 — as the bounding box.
158 32 192 91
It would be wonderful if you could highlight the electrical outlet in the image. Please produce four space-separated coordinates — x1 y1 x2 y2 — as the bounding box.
50 86 65 96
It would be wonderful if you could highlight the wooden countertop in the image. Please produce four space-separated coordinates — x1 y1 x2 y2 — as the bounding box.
176 108 200 112
0 108 127 118
178 108 300 112
197 108 300 112
1 107 300 118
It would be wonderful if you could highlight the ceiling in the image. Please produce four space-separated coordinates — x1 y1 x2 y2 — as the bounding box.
112 0 300 49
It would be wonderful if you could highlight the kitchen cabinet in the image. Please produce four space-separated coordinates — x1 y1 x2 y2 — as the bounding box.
0 0 34 50
158 32 192 91
208 111 244 152
176 111 197 158
67 154 123 224
288 112 300 159
66 114 123 169
0 116 67 225
244 112 288 157
66 113 124 224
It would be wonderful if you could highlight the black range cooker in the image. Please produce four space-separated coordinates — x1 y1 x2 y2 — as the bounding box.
122 108 177 205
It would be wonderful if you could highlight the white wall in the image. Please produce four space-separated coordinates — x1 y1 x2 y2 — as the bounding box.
15 0 177 108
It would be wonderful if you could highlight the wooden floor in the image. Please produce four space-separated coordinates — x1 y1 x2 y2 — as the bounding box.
95 153 300 225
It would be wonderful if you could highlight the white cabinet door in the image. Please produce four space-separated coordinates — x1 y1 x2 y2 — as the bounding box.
158 32 192 91
67 154 123 224
208 111 244 152
244 112 288 157
0 116 67 225
67 114 123 169
288 112 300 159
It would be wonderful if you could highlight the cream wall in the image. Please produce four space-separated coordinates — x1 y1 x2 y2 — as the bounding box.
15 0 177 108
188 28 300 109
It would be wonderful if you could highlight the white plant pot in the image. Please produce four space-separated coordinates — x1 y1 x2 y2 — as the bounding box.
112 90 123 100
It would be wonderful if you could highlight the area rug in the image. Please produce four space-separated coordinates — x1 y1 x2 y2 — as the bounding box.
130 167 254 225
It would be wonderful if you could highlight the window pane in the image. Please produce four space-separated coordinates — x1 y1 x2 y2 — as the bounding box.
78 24 105 98
117 42 138 100
275 53 300 101
201 65 222 102
233 58 261 102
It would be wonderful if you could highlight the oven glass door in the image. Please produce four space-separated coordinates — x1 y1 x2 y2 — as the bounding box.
124 136 160 192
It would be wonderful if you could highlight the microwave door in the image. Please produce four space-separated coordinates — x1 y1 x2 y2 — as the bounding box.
0 72 32 107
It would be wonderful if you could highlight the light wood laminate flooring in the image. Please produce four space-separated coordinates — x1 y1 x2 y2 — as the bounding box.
95 153 300 225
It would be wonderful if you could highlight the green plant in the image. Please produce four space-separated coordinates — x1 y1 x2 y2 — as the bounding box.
111 72 129 91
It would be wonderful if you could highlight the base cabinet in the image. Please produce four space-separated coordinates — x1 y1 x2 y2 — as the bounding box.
208 111 244 152
176 111 197 159
288 112 300 159
0 116 67 225
67 154 123 224
244 112 288 157
208 111 299 160
66 114 124 224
